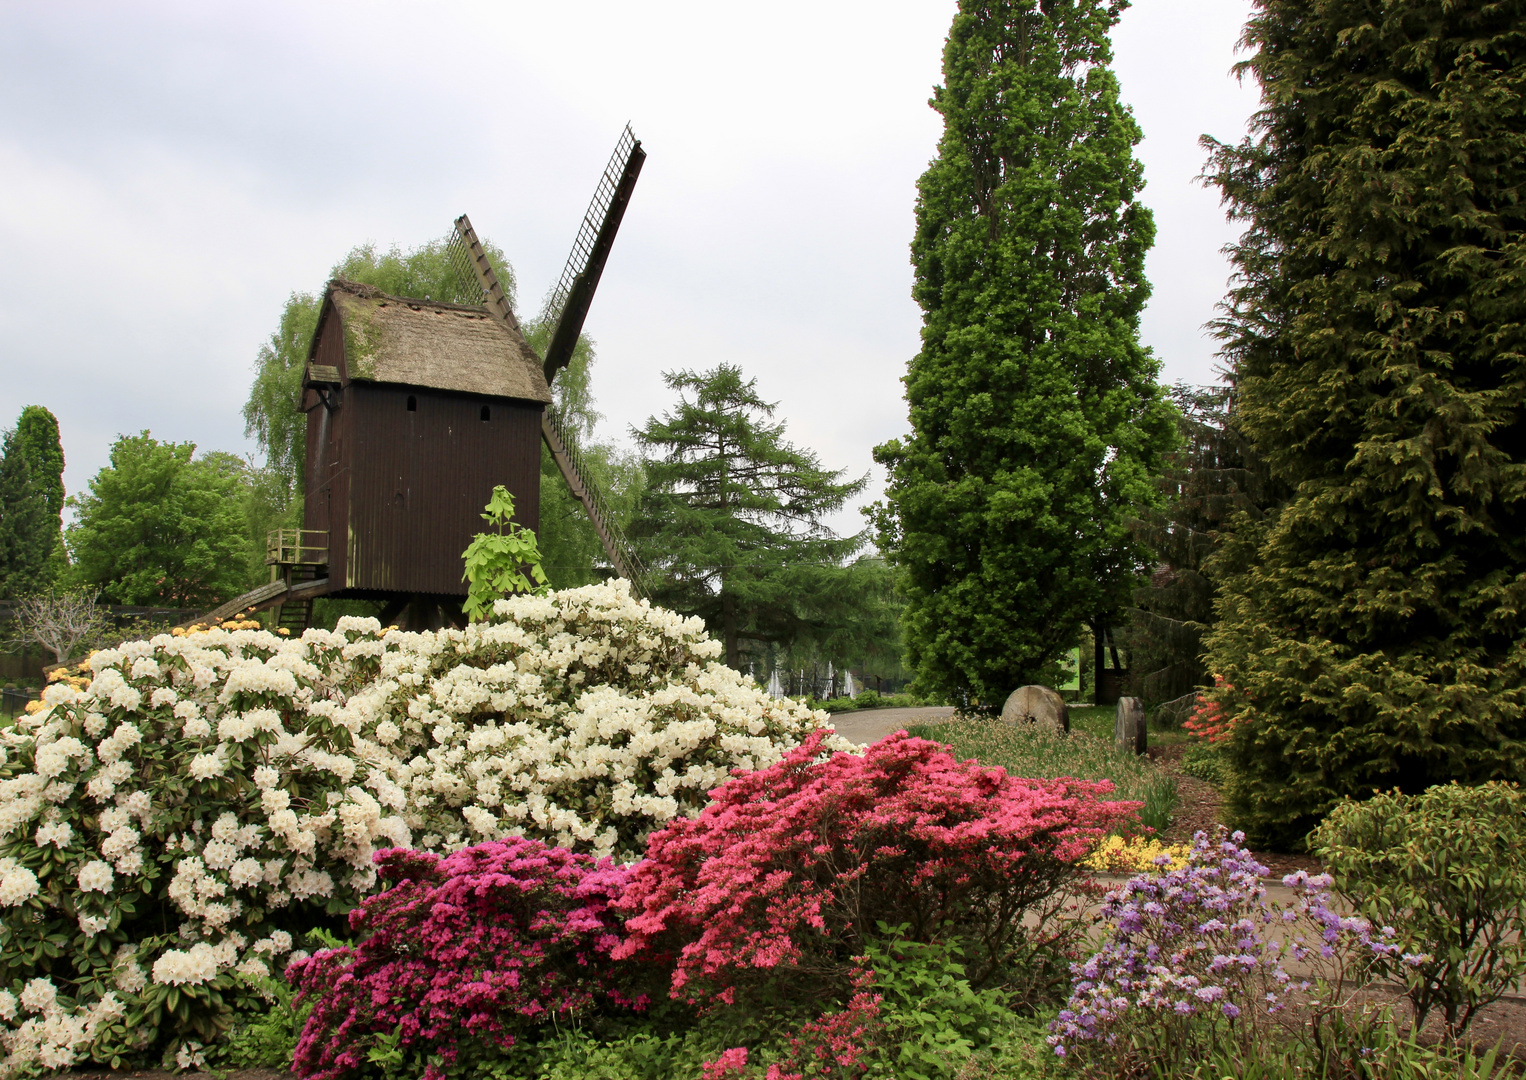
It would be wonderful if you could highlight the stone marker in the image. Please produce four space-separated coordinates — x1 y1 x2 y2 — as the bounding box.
1001 685 1070 733
1115 696 1147 755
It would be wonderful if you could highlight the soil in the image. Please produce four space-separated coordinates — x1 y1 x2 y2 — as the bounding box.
1148 739 1322 878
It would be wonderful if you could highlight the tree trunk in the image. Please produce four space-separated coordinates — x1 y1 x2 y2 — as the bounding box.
1091 618 1105 700
722 591 739 670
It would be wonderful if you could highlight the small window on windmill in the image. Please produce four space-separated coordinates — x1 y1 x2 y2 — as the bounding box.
407 395 417 412
480 405 491 422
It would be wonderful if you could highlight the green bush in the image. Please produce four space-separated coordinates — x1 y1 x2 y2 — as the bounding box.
816 696 861 714
853 688 883 709
1180 742 1233 786
217 974 310 1069
1312 782 1526 1039
1179 1007 1512 1080
858 935 1024 1080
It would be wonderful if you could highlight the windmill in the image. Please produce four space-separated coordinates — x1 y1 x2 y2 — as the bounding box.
196 127 649 633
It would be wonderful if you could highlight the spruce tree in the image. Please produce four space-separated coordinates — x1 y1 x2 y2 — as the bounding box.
1125 385 1269 716
874 0 1174 709
1203 1 1526 846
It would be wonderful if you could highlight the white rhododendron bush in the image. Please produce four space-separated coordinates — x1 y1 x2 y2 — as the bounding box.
0 580 833 1074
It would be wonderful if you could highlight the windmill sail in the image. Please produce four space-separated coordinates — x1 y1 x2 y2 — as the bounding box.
539 125 646 386
449 206 647 594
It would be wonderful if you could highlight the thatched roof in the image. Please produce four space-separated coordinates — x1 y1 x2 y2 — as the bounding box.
319 278 551 404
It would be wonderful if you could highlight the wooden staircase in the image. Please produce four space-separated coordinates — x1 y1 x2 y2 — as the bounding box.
272 563 322 634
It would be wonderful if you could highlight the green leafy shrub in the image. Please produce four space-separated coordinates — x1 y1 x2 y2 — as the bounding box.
460 485 548 620
1180 742 1233 786
852 689 882 709
1312 781 1526 1039
860 935 1017 1080
218 973 310 1069
1180 1006 1512 1080
816 696 860 714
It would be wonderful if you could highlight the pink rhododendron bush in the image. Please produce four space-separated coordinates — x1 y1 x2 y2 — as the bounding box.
0 580 834 1074
615 731 1135 1008
289 839 635 1080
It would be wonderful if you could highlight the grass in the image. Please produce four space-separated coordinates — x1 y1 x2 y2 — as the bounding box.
1066 703 1194 748
906 714 1179 833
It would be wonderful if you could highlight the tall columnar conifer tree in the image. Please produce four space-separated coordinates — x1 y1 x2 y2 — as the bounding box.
874 0 1174 709
0 406 65 597
1203 1 1526 847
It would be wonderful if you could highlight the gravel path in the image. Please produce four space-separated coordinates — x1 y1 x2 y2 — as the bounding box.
826 706 957 746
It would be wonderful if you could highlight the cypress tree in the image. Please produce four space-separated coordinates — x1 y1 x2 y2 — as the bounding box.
0 427 50 598
874 0 1175 709
1203 1 1526 846
13 406 65 578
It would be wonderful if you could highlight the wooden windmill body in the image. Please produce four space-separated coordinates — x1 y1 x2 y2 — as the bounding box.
203 128 647 632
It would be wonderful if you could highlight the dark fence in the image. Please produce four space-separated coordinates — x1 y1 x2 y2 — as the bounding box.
0 687 40 722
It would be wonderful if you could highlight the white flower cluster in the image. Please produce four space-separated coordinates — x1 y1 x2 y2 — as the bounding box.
0 580 837 1073
0 978 123 1073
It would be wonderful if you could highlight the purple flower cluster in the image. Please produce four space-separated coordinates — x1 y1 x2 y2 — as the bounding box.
1049 830 1401 1068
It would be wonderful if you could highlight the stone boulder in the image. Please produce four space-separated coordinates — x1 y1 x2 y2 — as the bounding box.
1000 685 1070 733
1115 696 1147 755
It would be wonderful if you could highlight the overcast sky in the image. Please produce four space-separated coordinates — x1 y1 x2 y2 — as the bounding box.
0 0 1258 536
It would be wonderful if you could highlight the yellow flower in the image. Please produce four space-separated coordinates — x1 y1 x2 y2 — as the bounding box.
276 628 290 636
1084 834 1191 874
23 700 45 715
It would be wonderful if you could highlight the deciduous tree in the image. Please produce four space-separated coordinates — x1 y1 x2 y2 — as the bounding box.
9 587 107 664
66 433 250 608
874 0 1174 709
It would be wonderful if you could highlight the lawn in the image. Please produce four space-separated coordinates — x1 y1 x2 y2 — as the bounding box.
906 709 1181 834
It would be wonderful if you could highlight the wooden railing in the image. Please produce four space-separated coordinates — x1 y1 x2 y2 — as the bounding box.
266 529 329 567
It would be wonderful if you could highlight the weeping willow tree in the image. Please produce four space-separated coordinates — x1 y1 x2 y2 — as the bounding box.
521 320 645 590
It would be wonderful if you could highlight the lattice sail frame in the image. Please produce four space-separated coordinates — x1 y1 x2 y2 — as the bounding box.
445 127 647 593
541 125 639 332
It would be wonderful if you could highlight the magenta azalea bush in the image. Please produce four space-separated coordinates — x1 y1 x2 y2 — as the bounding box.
614 730 1136 1005
288 839 635 1080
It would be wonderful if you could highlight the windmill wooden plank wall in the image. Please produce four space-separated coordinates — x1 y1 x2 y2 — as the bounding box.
301 281 550 601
